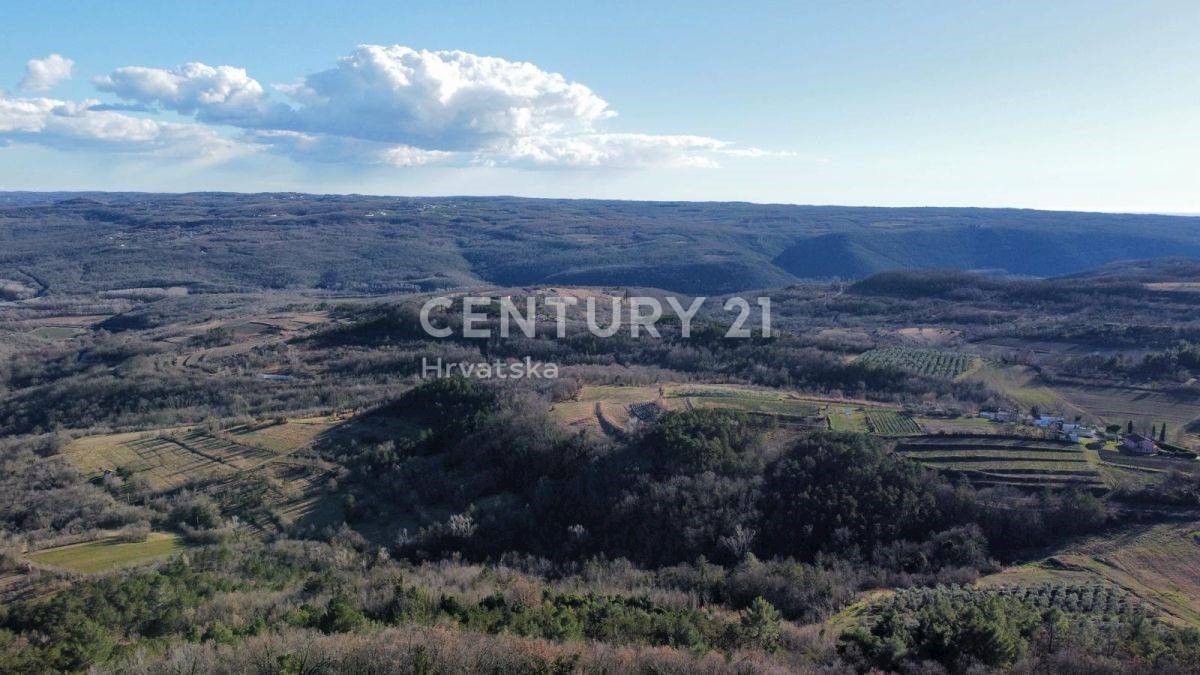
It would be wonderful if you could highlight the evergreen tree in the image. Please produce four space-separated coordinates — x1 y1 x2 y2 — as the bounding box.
739 597 783 653
1159 423 1167 443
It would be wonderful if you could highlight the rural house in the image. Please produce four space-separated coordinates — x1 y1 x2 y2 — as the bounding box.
1121 433 1158 456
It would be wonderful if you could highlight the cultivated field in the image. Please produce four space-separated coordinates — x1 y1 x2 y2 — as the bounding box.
865 409 922 436
980 521 1200 626
895 435 1104 490
877 582 1147 623
29 532 183 574
857 347 977 379
65 418 340 491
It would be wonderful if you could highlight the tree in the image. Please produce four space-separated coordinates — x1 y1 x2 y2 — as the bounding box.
1127 420 1134 434
739 597 782 652
1160 423 1168 443
758 432 948 559
319 594 367 634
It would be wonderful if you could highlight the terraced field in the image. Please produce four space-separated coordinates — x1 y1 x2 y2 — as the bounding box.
895 435 1103 490
857 347 977 379
865 409 922 436
66 418 339 491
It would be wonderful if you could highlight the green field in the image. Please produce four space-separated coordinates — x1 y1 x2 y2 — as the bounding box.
29 533 183 574
865 409 922 435
828 405 869 432
857 347 976 379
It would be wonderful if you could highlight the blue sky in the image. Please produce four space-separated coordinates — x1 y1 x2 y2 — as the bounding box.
0 1 1197 212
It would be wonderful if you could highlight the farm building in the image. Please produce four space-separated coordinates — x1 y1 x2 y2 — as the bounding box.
1121 433 1158 456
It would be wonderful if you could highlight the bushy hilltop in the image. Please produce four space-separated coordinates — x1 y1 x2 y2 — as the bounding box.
2 192 1200 295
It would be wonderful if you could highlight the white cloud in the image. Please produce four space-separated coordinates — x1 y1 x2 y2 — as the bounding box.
276 45 615 150
718 147 798 158
53 45 788 169
19 54 74 92
488 133 728 168
247 129 453 167
94 62 283 125
0 93 248 161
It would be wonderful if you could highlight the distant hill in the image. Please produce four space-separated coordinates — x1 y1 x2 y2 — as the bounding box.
1 192 1199 295
1060 257 1200 282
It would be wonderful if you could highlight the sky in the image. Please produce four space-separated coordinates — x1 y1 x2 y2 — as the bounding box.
0 1 1197 212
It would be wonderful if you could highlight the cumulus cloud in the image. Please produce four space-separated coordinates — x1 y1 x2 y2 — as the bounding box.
276 45 614 150
94 62 283 125
19 54 74 92
0 93 247 161
91 45 784 168
8 45 786 169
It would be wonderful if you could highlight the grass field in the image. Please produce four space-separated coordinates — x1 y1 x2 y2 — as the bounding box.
550 385 661 435
865 409 922 435
228 416 338 453
552 384 829 436
1052 380 1200 447
896 435 1103 490
669 386 820 417
29 533 183 574
28 325 85 340
828 405 869 432
857 347 977 379
914 416 1000 434
67 430 240 490
966 363 1087 419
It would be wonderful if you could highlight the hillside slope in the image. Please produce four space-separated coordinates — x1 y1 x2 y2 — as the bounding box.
2 193 1199 295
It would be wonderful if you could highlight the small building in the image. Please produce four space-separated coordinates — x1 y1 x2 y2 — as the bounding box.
1035 415 1065 428
1121 433 1158 456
